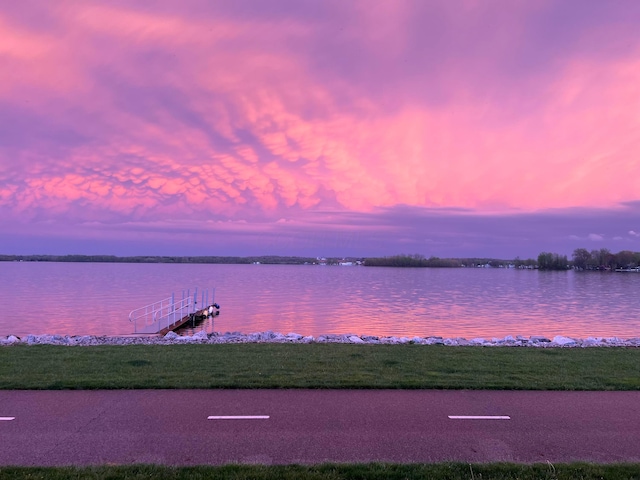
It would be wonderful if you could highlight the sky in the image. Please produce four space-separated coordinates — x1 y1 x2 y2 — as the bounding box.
1 0 639 259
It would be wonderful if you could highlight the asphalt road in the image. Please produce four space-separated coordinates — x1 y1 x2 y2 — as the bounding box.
1 390 639 465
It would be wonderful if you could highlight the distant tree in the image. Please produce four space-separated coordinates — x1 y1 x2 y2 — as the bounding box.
364 254 461 268
589 248 613 269
602 249 615 269
614 250 636 269
572 248 591 270
537 252 552 270
425 256 461 267
537 252 569 271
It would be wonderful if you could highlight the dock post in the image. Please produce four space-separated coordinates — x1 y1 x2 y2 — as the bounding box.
171 293 175 325
193 288 198 314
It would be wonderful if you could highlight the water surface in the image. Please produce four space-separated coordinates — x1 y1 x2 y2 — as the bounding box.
1 262 638 338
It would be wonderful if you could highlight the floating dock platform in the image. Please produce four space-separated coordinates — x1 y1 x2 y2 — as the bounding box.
157 305 220 335
129 288 219 334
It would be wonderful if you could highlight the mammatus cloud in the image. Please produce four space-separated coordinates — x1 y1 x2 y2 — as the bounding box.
1 1 639 255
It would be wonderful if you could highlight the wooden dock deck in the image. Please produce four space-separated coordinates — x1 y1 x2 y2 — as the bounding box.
129 288 219 335
157 305 220 336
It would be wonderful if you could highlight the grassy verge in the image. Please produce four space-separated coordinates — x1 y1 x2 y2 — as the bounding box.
1 463 640 479
1 344 639 390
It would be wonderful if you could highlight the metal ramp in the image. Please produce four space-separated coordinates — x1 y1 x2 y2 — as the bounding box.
129 287 219 334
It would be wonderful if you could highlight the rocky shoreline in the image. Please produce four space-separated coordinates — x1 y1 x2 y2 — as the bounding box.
1 331 639 347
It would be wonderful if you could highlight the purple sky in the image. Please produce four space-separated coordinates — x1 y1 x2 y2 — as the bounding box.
1 0 639 258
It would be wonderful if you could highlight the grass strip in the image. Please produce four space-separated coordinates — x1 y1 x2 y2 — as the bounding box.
1 344 639 390
1 463 640 479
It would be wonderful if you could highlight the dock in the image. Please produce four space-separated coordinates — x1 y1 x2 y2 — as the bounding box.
128 288 219 334
157 304 220 336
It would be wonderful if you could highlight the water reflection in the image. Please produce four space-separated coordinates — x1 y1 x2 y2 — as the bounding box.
1 262 639 338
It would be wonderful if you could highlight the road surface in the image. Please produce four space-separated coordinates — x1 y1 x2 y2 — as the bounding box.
1 390 639 465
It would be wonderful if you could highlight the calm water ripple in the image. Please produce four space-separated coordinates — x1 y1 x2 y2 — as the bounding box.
1 262 639 338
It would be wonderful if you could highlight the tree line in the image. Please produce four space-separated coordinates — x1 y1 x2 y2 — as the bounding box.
363 254 531 268
363 254 462 267
569 248 640 271
0 254 319 265
366 249 640 271
537 248 640 271
2 249 638 270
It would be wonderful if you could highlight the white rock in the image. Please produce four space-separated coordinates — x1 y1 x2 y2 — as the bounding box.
583 337 602 346
381 336 402 344
552 335 577 346
530 336 551 343
175 335 195 342
328 335 342 342
2 330 635 348
361 335 379 342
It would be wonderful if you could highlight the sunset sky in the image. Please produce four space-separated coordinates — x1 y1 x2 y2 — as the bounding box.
1 0 639 259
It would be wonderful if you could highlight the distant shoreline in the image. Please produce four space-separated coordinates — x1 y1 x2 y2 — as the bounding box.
3 332 639 348
0 253 520 268
2 251 638 271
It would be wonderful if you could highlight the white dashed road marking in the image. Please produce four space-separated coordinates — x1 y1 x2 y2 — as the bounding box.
0 417 15 421
208 415 270 420
448 415 510 420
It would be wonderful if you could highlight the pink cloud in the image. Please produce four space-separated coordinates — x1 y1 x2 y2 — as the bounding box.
1 0 639 254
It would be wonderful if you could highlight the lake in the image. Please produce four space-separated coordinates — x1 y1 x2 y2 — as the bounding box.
1 262 638 338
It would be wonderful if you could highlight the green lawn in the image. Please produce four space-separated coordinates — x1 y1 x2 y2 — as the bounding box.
1 463 640 480
1 344 639 390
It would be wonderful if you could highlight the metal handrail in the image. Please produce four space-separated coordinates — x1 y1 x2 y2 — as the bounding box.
129 296 194 333
128 287 216 334
153 296 193 331
128 296 172 325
